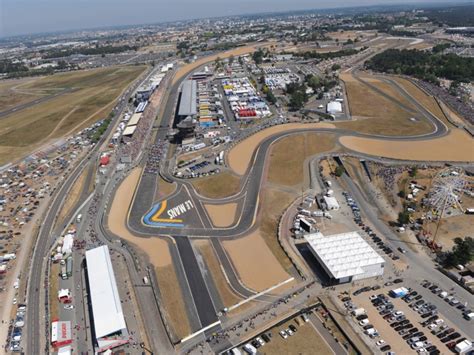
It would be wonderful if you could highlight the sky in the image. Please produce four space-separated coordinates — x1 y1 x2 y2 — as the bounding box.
0 0 456 38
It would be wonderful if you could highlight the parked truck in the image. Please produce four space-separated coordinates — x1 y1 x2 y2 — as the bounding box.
352 308 366 317
389 287 409 298
61 256 73 279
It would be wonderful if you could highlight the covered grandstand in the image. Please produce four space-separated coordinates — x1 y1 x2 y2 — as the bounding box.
85 245 129 352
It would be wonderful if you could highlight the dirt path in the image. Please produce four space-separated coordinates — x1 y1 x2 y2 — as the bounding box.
340 129 474 162
204 203 238 227
228 122 336 175
44 106 78 141
108 167 171 267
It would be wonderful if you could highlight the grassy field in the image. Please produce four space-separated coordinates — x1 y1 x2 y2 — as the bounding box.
268 133 337 187
338 73 433 136
155 264 192 340
0 65 146 165
0 78 51 112
191 171 241 199
259 317 333 355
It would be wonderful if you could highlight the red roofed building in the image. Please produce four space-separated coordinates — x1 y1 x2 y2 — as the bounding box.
51 320 72 348
99 155 110 166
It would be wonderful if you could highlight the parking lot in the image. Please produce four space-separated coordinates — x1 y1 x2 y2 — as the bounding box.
227 313 336 355
7 304 26 352
345 281 471 355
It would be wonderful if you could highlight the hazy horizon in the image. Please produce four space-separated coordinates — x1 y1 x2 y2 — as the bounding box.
0 0 464 38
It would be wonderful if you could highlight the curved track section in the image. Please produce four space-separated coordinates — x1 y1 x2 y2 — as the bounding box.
126 61 464 238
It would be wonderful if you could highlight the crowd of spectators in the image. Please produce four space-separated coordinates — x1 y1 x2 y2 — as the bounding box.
118 110 155 162
144 140 167 175
117 74 169 165
417 80 474 125
372 164 405 192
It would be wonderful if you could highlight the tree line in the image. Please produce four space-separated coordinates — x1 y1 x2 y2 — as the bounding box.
294 48 361 61
42 45 138 59
365 48 474 84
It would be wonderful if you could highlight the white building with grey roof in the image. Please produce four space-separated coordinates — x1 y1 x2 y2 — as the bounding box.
304 231 384 284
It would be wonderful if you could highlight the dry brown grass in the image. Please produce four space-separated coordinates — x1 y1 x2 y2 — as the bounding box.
339 128 474 162
49 263 60 321
194 240 242 308
259 187 297 273
259 317 333 355
155 177 177 199
426 214 473 249
0 78 48 112
268 133 337 187
359 76 418 111
0 66 146 165
204 203 237 228
327 30 360 40
57 166 88 225
391 77 450 126
155 264 192 339
228 122 336 175
222 229 292 292
338 74 433 136
191 171 241 199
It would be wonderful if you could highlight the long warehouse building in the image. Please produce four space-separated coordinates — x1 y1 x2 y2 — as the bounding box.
85 245 129 352
305 231 384 284
178 79 197 118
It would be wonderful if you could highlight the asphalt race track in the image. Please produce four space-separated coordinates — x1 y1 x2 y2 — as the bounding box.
127 67 450 238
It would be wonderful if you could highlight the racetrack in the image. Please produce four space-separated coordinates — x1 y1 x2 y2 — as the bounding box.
101 50 473 350
127 52 474 234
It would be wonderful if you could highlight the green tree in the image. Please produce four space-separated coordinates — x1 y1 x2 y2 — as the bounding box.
252 48 264 64
289 92 305 110
306 75 321 90
335 166 345 177
331 64 341 71
266 90 277 105
214 57 222 69
409 167 418 178
444 237 474 267
398 210 410 225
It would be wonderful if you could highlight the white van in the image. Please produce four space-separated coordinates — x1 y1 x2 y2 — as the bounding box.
243 343 257 354
438 291 448 299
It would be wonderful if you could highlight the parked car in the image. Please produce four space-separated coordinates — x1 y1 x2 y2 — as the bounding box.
380 345 391 352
